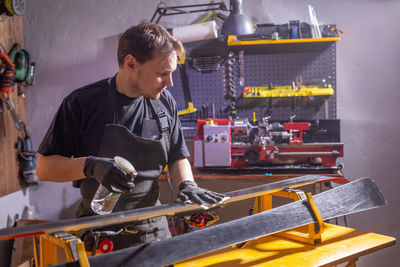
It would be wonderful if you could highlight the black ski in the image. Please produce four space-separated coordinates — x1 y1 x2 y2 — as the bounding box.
76 177 385 267
0 175 346 240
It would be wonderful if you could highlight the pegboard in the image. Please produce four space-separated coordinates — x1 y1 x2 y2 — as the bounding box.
170 37 338 137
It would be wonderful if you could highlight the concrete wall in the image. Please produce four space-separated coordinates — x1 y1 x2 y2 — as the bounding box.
1 0 397 265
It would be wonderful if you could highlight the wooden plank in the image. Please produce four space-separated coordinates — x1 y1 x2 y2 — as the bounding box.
0 15 27 196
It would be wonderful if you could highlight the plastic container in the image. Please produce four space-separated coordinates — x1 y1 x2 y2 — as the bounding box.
91 156 137 215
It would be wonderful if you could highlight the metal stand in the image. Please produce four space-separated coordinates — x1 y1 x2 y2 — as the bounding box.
254 188 325 245
32 232 89 267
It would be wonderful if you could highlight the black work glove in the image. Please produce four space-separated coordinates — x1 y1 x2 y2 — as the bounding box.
83 156 135 193
178 180 227 206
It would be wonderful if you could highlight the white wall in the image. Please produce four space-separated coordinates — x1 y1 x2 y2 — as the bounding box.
0 190 30 229
10 0 399 265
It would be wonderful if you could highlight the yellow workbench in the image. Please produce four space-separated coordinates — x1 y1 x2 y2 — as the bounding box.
176 223 396 267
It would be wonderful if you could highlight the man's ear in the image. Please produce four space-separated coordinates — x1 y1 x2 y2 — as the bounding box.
123 54 137 71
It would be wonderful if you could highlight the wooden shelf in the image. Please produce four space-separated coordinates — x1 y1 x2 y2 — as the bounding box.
227 35 340 46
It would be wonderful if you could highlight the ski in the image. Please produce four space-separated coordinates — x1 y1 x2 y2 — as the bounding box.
0 175 346 240
75 177 386 267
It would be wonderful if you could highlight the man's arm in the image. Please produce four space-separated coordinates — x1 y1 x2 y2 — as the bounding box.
36 154 86 182
167 157 194 187
36 154 135 193
168 158 227 205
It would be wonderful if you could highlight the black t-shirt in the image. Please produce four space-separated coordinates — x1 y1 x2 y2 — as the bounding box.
38 78 190 163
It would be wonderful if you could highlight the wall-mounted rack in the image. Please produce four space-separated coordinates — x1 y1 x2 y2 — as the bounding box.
242 85 334 98
227 35 340 46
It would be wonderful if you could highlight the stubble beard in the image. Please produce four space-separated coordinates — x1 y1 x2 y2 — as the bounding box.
132 75 164 100
147 86 166 100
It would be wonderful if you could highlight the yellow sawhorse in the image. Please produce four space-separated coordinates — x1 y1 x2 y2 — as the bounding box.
176 187 396 267
254 188 325 245
32 232 89 267
175 223 396 267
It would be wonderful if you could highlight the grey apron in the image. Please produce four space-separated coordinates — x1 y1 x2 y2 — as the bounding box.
78 76 171 250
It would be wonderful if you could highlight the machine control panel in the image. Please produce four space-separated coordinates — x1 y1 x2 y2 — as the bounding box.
203 124 231 167
205 133 229 143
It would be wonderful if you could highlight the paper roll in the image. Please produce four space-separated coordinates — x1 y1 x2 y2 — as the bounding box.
172 21 218 43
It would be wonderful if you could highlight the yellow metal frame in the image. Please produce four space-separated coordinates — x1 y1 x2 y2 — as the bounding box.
197 11 218 24
243 85 334 98
177 51 185 65
177 102 197 115
254 188 325 245
32 232 89 267
227 35 340 46
176 223 396 267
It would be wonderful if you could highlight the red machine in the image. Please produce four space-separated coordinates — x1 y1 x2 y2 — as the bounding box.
193 117 343 171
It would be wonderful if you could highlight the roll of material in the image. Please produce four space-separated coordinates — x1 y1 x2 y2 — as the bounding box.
172 21 218 43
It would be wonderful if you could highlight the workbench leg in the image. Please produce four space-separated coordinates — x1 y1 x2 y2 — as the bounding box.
35 233 90 267
254 195 272 214
39 235 58 267
32 236 40 267
76 242 90 267
345 258 358 267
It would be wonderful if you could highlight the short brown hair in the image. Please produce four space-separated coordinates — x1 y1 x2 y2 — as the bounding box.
117 21 184 66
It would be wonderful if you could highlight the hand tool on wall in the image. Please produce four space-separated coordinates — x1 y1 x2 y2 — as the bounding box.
211 103 215 119
0 50 15 98
224 52 237 117
242 83 334 98
225 51 236 98
238 50 244 86
202 104 208 119
0 48 38 185
177 63 197 116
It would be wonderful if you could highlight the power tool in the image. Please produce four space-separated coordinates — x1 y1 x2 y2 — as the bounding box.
8 43 35 85
1 49 38 185
16 124 38 185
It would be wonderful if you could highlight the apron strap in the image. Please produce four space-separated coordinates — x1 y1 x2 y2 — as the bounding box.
106 75 117 124
109 75 170 154
149 99 169 133
148 98 171 154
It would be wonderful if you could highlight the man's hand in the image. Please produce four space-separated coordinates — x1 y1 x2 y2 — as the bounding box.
84 156 135 193
178 180 228 206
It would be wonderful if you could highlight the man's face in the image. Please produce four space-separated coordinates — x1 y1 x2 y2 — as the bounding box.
130 52 177 100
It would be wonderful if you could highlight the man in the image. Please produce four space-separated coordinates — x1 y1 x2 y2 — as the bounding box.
36 22 226 251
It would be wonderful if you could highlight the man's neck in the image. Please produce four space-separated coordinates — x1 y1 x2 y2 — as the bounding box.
115 71 140 98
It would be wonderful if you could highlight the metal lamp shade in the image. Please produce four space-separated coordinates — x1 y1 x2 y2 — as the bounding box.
221 0 254 35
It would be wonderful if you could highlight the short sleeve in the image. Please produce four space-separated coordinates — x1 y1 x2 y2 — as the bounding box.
38 94 81 157
162 92 190 163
